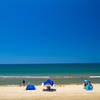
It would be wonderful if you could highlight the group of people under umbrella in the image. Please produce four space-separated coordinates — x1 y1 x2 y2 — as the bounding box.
83 80 93 91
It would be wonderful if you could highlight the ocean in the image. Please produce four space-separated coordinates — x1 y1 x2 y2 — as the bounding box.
0 63 100 85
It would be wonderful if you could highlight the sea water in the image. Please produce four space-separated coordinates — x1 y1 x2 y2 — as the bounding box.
0 63 100 85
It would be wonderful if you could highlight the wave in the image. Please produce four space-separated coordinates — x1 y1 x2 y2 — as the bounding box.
64 76 69 78
90 76 100 78
0 76 50 79
0 75 71 79
1 75 98 79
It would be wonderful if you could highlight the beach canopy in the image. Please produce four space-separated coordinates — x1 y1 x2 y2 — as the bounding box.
26 84 36 90
42 79 54 86
85 84 93 91
83 80 90 83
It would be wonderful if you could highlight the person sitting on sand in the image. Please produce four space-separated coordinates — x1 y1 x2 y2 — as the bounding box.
84 83 88 89
89 83 93 89
19 82 21 86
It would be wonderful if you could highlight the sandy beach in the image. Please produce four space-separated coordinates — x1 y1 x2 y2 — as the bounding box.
0 84 100 100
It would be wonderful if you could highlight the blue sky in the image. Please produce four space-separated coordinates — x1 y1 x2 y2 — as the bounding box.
0 0 100 64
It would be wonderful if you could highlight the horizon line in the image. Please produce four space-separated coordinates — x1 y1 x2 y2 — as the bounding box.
0 63 100 64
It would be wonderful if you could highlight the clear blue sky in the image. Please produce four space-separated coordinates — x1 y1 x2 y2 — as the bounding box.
0 0 100 64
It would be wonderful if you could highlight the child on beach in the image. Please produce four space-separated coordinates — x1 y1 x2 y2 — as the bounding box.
19 82 21 86
83 83 88 89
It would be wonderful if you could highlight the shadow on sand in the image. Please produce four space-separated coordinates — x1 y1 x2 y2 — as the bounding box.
43 89 56 92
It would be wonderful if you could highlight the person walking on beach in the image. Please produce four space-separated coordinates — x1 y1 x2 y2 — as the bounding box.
23 79 25 86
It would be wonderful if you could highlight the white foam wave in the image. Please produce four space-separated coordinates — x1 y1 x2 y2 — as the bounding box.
55 76 62 78
90 76 100 78
0 76 50 79
64 76 69 78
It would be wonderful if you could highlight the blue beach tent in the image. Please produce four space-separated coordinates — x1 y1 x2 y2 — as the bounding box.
26 84 36 90
42 79 54 86
85 84 93 91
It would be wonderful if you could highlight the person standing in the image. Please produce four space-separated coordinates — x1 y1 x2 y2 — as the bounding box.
23 79 25 86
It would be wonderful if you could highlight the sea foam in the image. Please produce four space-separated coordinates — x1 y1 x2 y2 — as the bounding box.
0 76 50 79
90 76 100 78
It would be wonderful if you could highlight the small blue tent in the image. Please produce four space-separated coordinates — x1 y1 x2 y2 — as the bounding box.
26 84 36 90
85 84 93 91
42 79 54 86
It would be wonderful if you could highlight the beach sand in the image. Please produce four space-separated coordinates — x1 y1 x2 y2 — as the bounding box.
0 84 100 100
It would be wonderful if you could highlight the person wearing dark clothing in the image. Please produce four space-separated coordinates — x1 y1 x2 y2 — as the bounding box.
23 79 25 86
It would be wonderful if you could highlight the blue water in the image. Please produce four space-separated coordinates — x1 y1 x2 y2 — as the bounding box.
0 63 100 75
0 63 100 85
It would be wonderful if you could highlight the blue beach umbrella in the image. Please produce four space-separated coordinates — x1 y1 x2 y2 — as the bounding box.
42 79 54 86
83 80 90 83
